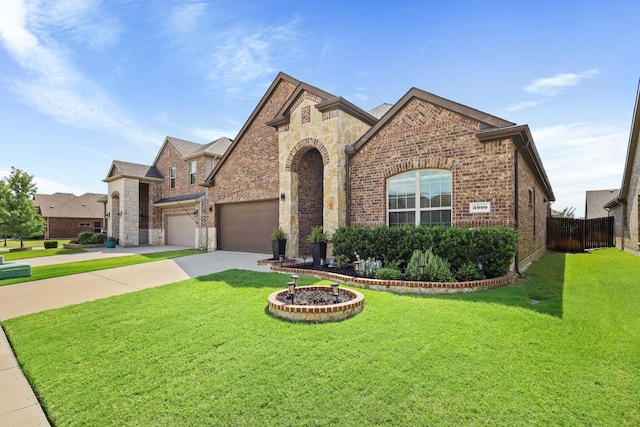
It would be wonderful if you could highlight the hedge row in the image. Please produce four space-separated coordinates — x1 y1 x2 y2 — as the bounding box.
331 225 518 279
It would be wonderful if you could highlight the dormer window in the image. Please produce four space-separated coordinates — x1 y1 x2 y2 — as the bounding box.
169 166 176 188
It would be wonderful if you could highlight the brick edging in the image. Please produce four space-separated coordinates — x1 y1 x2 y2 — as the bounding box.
267 286 365 323
270 264 515 295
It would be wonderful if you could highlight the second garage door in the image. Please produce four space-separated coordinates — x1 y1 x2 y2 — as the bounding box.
166 214 196 247
218 199 278 253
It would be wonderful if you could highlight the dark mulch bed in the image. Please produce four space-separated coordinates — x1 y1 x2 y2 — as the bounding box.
292 263 357 277
276 288 354 305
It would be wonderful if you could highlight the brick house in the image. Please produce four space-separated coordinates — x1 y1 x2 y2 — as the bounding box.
33 192 107 239
203 73 555 271
604 81 640 255
103 136 231 247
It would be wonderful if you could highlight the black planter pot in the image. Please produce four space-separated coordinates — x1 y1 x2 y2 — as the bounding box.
272 239 287 260
311 242 327 266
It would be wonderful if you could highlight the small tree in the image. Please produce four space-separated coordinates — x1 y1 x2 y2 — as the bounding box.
553 207 576 218
0 167 45 248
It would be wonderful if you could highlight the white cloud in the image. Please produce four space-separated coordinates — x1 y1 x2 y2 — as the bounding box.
505 100 544 112
168 1 207 34
28 0 123 49
205 20 303 94
532 122 627 216
525 69 599 96
0 0 161 149
189 127 238 142
0 167 89 195
82 147 112 160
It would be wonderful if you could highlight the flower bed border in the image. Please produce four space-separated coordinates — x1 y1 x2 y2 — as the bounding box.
267 286 365 323
271 264 515 294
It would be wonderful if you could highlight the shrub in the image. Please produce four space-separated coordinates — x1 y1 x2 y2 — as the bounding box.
375 268 402 280
43 240 58 249
76 232 95 244
455 262 485 281
307 226 329 243
335 254 351 269
331 225 518 279
270 227 286 241
356 257 382 277
91 233 107 244
406 249 455 282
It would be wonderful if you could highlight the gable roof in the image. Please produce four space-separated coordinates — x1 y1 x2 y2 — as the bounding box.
33 192 107 218
586 189 619 218
605 79 640 209
103 160 164 183
266 83 378 128
203 72 301 186
477 124 555 201
152 136 230 166
346 87 515 154
184 137 233 161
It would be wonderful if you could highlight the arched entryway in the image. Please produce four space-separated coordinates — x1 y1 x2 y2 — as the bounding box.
296 148 324 256
110 192 120 238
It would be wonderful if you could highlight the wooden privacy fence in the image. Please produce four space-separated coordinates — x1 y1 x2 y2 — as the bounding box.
547 216 614 252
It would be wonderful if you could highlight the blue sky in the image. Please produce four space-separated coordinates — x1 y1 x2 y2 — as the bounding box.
1 0 638 217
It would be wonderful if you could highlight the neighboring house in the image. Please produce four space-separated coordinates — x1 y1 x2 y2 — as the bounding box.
585 189 619 219
605 81 640 255
103 136 232 247
202 72 555 271
33 192 107 239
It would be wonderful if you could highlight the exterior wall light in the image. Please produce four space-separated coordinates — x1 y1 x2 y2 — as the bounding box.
280 193 285 201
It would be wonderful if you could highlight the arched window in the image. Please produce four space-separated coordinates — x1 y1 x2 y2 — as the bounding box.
387 170 452 226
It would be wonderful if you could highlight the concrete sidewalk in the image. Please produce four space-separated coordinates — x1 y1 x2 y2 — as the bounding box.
0 248 274 426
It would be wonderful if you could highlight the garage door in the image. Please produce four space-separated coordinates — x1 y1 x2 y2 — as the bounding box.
218 200 278 253
166 214 196 247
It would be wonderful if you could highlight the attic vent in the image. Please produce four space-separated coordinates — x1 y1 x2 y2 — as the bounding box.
479 123 497 131
82 203 86 206
50 205 54 208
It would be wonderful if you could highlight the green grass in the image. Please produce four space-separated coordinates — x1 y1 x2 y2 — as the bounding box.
1 247 84 261
0 239 71 250
0 249 206 286
3 248 639 426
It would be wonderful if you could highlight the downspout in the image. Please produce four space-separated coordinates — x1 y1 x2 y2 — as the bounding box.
514 135 531 276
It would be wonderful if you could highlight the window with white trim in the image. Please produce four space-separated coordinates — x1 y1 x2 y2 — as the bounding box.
169 166 176 188
189 161 197 185
387 170 452 226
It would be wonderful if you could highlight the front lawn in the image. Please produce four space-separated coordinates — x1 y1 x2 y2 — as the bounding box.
1 247 84 261
3 249 639 426
0 239 71 250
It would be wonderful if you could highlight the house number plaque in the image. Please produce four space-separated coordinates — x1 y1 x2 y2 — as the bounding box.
469 202 491 213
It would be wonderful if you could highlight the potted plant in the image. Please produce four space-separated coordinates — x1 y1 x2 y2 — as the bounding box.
106 236 117 249
307 226 329 266
270 227 287 260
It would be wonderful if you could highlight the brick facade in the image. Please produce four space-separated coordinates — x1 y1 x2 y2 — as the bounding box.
349 98 515 227
46 217 103 239
107 72 554 270
206 78 298 246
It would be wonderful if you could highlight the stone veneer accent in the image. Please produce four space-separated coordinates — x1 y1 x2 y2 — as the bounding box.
271 265 515 294
267 286 365 322
277 92 372 256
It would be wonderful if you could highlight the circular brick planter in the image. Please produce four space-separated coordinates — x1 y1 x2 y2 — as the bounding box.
268 286 365 323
